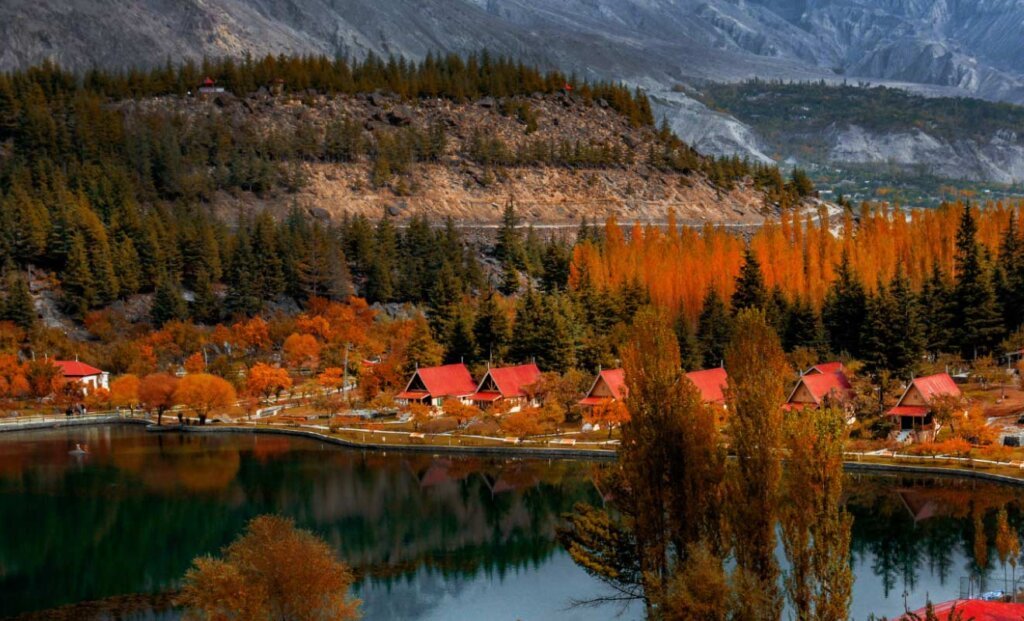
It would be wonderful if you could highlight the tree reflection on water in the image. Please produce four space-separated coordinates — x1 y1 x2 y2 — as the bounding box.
0 427 1022 620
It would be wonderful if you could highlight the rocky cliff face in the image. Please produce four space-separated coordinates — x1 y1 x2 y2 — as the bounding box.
827 125 1024 184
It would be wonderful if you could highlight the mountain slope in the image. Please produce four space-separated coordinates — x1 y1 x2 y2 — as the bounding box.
3 0 1024 200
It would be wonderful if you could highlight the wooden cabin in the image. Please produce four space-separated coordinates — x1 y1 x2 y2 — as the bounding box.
785 367 853 411
684 367 728 407
396 363 476 408
470 363 543 412
579 369 627 411
887 373 961 441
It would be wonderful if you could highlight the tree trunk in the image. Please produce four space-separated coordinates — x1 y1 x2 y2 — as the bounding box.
199 414 207 426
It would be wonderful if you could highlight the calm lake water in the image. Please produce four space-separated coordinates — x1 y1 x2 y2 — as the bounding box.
0 426 1022 620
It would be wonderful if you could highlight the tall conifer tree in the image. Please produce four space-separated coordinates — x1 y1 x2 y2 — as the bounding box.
953 204 1003 358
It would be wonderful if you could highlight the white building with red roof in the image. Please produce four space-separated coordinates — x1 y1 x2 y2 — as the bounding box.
470 363 543 412
887 372 962 438
53 360 109 393
579 368 627 411
396 363 477 408
684 367 728 407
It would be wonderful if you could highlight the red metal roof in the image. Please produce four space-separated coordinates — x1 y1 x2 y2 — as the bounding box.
478 363 542 398
903 600 1024 621
471 391 502 402
911 373 961 402
888 405 930 417
807 361 844 375
685 367 728 404
599 369 627 400
407 364 476 398
794 371 853 405
52 360 104 377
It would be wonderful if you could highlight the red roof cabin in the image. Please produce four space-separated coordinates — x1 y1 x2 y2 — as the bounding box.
901 600 1024 621
471 363 543 412
785 365 853 411
684 367 728 406
887 373 962 439
53 360 109 394
397 363 476 408
579 369 627 411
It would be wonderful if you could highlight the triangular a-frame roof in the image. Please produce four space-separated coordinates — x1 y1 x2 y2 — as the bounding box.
684 367 728 405
474 363 542 399
399 363 476 399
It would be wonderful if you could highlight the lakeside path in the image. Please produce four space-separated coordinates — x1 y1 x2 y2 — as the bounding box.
7 415 1024 486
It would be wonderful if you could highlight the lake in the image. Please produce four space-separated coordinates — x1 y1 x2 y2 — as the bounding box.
0 426 1021 620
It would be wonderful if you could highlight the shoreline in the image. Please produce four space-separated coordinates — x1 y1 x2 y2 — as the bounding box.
7 417 1024 486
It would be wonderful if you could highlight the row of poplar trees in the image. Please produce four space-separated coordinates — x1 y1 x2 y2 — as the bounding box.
561 306 852 620
687 203 1024 382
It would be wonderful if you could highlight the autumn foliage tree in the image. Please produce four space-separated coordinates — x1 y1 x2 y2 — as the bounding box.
184 352 206 374
283 333 321 370
583 400 629 438
138 372 179 425
178 515 360 621
724 308 789 618
781 405 853 621
109 374 140 412
175 373 237 425
246 363 293 403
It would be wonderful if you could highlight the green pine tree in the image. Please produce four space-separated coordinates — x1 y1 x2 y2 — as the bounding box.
445 307 477 365
151 273 187 325
538 294 578 372
886 267 925 378
822 249 867 357
919 264 955 357
953 204 1003 358
428 262 463 340
674 314 703 371
698 287 732 368
3 270 35 331
859 282 894 376
783 297 823 353
995 212 1024 333
510 287 546 364
474 288 511 363
191 267 221 324
731 246 767 313
61 233 96 318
